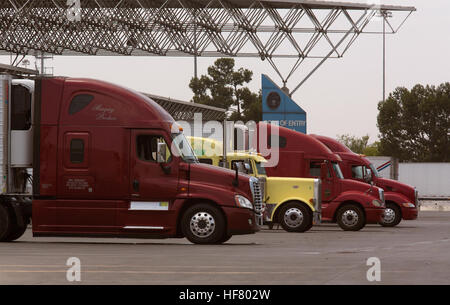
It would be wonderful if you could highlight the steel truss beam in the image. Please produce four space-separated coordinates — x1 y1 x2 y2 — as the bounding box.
0 0 415 91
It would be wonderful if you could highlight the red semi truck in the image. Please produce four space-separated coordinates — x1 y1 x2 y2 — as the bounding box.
311 134 419 227
257 123 385 231
0 75 262 244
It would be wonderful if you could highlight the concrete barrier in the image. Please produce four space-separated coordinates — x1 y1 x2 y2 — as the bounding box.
419 200 450 212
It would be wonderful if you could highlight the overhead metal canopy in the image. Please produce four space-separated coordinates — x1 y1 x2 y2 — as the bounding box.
0 0 415 92
143 92 226 121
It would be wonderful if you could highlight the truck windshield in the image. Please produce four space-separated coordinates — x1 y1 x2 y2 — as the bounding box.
171 133 198 163
332 162 344 179
369 163 380 178
255 161 267 176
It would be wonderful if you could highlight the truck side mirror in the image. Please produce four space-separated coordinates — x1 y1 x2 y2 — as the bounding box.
320 163 328 179
156 142 167 163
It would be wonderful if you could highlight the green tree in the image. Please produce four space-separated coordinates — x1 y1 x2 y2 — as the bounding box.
377 83 450 162
189 58 262 122
337 134 368 154
336 134 381 156
363 141 381 156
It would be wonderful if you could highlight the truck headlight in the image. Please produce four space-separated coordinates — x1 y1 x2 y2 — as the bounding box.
235 195 253 210
402 202 415 208
371 199 382 207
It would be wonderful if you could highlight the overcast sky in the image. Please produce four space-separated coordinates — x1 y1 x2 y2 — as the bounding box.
1 0 448 143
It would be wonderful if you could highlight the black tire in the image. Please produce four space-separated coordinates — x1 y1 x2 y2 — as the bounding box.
278 202 312 233
336 204 366 231
379 202 402 227
304 220 314 232
0 204 12 241
215 233 232 244
5 224 28 242
181 204 226 244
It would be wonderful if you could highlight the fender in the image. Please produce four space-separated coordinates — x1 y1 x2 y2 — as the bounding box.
385 192 411 206
269 197 314 221
333 190 376 207
188 183 245 208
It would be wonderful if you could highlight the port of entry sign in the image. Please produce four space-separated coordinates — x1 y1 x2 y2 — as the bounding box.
262 74 307 134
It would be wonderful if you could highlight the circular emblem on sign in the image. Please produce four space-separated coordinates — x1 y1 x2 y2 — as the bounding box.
266 91 281 110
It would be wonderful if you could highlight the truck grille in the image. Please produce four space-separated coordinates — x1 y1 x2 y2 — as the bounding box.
250 177 263 215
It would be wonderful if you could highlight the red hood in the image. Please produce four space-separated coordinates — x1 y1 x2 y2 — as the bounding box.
341 178 383 200
374 177 415 202
189 163 253 199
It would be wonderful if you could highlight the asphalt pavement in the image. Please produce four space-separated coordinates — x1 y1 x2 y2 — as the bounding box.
0 211 449 285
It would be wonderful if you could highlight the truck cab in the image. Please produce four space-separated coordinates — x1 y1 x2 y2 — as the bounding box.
311 134 419 227
188 136 322 233
0 74 261 244
257 122 385 231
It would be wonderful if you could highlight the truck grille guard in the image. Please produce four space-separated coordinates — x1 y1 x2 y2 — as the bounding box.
250 176 264 226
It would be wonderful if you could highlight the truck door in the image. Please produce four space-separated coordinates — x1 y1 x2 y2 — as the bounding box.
125 129 179 230
309 161 337 203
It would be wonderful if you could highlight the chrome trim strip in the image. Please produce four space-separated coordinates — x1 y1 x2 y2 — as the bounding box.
123 226 164 230
129 201 169 211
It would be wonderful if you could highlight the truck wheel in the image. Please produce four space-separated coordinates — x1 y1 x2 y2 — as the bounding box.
379 203 402 227
5 224 28 242
279 202 312 233
181 204 226 244
0 205 12 241
304 221 314 232
215 233 232 244
336 204 366 231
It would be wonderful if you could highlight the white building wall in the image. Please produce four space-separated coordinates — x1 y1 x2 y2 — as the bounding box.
398 163 450 198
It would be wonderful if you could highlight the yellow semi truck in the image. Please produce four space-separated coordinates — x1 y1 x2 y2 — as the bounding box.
188 137 322 232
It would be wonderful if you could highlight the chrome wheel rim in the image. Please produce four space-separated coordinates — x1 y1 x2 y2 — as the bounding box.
342 210 359 227
190 212 215 238
284 208 304 228
383 208 396 224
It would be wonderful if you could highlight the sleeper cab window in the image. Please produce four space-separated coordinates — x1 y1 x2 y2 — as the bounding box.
65 133 89 168
69 94 94 115
70 139 84 163
136 135 171 163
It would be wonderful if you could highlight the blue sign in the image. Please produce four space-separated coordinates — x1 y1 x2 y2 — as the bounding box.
262 74 307 134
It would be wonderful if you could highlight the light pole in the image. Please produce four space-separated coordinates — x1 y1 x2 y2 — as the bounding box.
379 10 392 103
